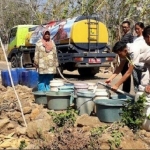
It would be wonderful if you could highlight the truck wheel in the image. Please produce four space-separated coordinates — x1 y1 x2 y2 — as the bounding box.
10 56 18 68
78 67 99 77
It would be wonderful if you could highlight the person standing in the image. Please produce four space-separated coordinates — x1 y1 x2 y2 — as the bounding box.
132 22 149 91
34 30 59 92
119 21 134 93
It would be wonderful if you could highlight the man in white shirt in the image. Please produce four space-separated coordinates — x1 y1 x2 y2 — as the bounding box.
140 26 150 93
105 40 150 91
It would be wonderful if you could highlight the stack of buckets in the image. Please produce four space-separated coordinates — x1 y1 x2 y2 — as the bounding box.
1 68 38 88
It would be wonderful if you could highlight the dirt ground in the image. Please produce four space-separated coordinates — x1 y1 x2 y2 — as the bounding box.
0 69 149 149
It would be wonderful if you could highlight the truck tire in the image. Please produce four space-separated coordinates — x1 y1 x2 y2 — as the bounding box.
78 67 99 77
10 55 18 68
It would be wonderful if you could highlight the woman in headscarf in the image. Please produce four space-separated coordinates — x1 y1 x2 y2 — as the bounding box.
34 29 59 91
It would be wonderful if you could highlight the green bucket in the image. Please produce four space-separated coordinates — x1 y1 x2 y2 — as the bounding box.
33 91 47 105
94 99 125 123
46 91 71 110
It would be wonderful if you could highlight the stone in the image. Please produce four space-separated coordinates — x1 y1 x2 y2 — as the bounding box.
26 118 53 139
8 111 21 121
23 107 32 114
16 126 27 135
100 143 110 149
144 132 150 138
74 114 105 127
7 123 15 129
30 108 41 120
0 118 9 129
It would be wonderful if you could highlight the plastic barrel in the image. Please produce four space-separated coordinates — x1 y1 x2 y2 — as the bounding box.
28 70 39 88
16 68 26 84
1 69 18 87
20 70 29 86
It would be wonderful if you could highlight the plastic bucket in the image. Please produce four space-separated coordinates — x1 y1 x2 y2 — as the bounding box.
28 70 39 88
142 102 150 131
76 91 95 115
46 91 71 110
74 83 89 95
58 87 74 105
94 99 125 123
111 94 133 100
1 69 18 87
33 91 47 105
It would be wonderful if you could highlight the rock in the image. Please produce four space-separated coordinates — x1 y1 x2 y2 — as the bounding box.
8 111 21 121
0 118 9 129
16 126 27 135
74 114 105 127
23 107 32 114
26 114 53 139
100 143 110 149
144 132 150 138
7 123 15 129
42 132 55 142
35 111 51 120
139 129 147 135
30 107 42 120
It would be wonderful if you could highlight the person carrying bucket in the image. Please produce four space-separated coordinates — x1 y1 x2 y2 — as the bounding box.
34 29 59 91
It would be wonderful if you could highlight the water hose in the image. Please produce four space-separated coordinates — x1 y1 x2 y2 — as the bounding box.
0 38 27 127
57 67 75 84
97 81 135 99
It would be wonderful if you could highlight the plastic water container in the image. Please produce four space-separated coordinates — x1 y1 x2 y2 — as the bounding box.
16 68 26 84
1 69 18 87
94 99 125 123
28 70 39 88
74 83 89 95
20 70 29 86
76 91 95 115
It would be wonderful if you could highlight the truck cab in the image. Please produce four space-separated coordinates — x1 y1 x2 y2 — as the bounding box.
7 25 37 67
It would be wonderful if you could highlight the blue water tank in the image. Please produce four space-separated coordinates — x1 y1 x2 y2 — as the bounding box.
28 70 39 88
1 69 18 87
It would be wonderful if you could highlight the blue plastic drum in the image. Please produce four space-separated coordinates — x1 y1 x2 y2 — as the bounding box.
1 69 18 87
28 70 38 88
16 68 26 84
20 70 29 86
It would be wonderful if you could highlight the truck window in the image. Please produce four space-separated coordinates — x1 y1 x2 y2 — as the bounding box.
29 26 37 32
9 27 17 43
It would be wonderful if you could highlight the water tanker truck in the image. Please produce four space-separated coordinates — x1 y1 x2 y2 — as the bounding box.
7 14 116 76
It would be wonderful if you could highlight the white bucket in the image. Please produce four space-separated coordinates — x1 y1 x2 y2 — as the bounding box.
88 82 97 91
94 89 109 100
50 80 64 91
143 102 150 131
74 82 89 95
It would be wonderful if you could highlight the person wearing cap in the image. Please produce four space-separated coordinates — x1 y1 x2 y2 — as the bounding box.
34 29 59 91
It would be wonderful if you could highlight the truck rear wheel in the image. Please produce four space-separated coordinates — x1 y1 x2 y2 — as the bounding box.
78 67 99 77
10 55 18 68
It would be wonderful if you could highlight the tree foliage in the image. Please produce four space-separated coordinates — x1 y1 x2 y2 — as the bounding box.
1 0 150 45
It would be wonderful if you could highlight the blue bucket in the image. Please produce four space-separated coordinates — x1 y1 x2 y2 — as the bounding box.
28 70 39 88
20 70 29 86
1 69 18 87
16 68 26 84
94 99 125 123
